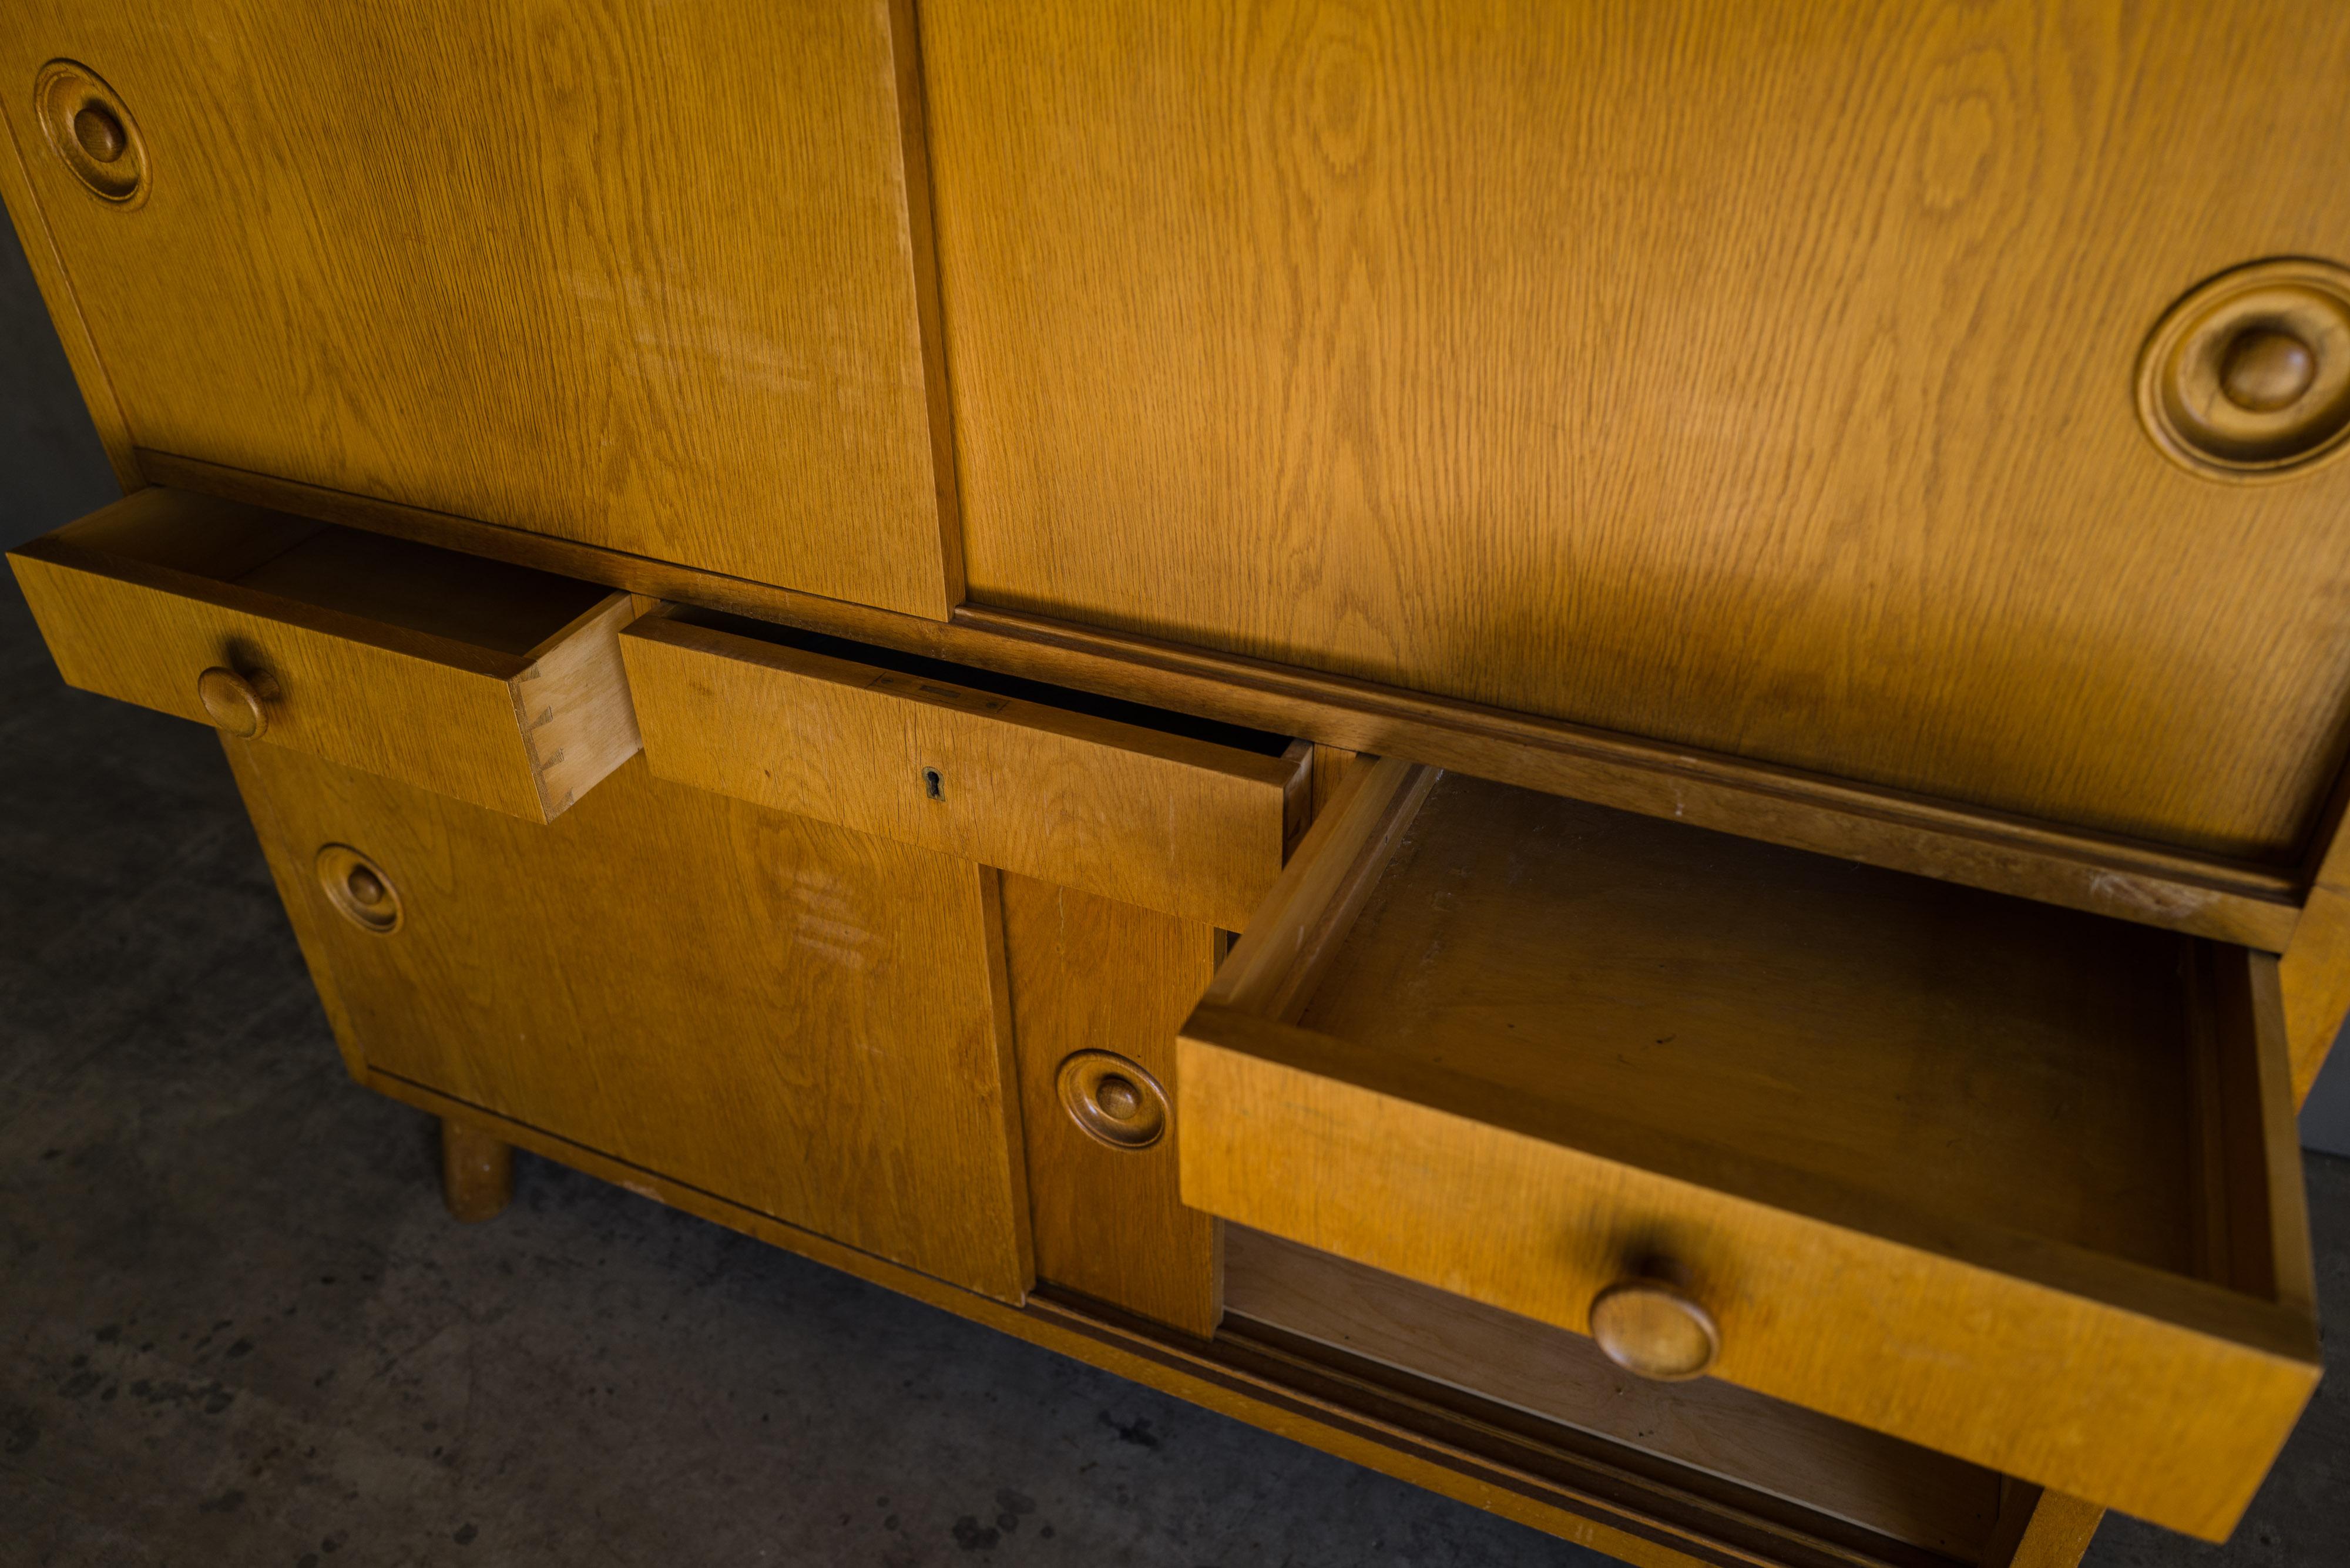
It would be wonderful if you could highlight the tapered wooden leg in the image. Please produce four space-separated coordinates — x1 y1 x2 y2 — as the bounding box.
440 1117 513 1223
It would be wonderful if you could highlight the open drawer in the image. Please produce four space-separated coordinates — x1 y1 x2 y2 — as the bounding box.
1177 758 2321 1541
620 609 1310 928
9 488 641 822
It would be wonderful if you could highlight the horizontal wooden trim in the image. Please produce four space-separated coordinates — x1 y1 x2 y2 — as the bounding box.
141 450 2302 948
365 1065 1951 1568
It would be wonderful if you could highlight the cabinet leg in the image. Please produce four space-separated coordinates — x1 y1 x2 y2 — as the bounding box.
440 1117 513 1223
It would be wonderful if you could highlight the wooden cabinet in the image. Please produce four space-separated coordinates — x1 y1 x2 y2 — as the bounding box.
8 6 2347 1564
1178 758 2321 1539
226 741 1034 1302
923 1 2350 859
0 0 958 616
9 488 640 820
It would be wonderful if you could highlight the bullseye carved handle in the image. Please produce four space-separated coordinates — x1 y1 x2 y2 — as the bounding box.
1589 1270 1720 1381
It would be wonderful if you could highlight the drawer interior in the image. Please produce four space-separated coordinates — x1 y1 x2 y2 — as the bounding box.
1180 760 2317 1535
57 489 615 658
1296 771 2247 1285
664 607 1300 758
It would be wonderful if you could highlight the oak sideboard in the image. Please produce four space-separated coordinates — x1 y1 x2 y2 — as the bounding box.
8 6 2347 1566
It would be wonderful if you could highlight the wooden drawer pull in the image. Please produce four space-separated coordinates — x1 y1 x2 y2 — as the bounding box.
1058 1050 1169 1150
1589 1270 1719 1382
196 666 273 738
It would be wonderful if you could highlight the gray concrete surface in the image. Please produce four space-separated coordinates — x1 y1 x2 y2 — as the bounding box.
1 218 2342 1568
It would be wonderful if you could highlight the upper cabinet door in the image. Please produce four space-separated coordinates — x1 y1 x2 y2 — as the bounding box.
3 1 959 619
924 2 2350 860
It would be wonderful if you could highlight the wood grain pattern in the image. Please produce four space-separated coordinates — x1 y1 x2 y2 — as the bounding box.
621 613 1306 928
131 453 2310 951
0 81 136 487
1224 1226 2002 1562
0 0 958 616
925 0 2350 860
1002 874 1222 1336
9 489 639 821
233 741 1033 1302
1178 772 2321 1539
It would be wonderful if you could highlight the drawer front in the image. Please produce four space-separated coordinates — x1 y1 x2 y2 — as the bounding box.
1178 758 2322 1540
621 615 1307 928
2 0 956 617
226 741 1032 1303
9 489 640 821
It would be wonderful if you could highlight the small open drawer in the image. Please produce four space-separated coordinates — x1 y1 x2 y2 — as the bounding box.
9 488 640 821
1177 758 2321 1541
620 609 1310 928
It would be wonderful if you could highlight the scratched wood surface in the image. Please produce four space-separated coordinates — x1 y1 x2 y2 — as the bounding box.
233 742 1034 1302
924 0 2350 859
0 0 959 616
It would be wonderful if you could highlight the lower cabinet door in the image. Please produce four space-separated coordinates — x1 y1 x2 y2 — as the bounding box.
227 740 1032 1302
1178 758 2322 1542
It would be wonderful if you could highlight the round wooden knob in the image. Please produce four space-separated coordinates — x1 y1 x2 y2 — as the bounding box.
345 865 385 906
72 105 126 163
1589 1274 1719 1381
196 667 267 738
34 62 146 205
316 844 401 934
1056 1050 1169 1150
2219 328 2317 412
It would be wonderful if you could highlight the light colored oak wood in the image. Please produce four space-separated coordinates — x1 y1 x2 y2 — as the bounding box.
1224 1226 2003 1563
9 488 640 821
0 0 959 616
1983 1488 2105 1568
439 1118 513 1224
1179 770 2321 1539
1002 874 1222 1337
621 612 1307 929
0 86 136 487
232 741 1033 1301
132 454 2308 951
925 0 2350 861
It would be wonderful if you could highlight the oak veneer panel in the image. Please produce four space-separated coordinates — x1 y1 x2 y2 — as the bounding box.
233 743 1033 1302
622 613 1309 929
1179 765 2321 1539
1 0 957 616
1225 1227 2003 1563
9 488 639 821
1003 875 1221 1337
926 0 2350 858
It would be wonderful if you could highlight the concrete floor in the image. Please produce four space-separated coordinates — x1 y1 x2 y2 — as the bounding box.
2 226 2344 1568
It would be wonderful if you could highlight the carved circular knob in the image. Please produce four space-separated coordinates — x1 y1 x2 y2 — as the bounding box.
316 845 401 934
72 103 125 163
34 61 147 206
196 667 268 738
2137 258 2350 480
1589 1273 1718 1382
1056 1050 1169 1150
2219 328 2317 412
